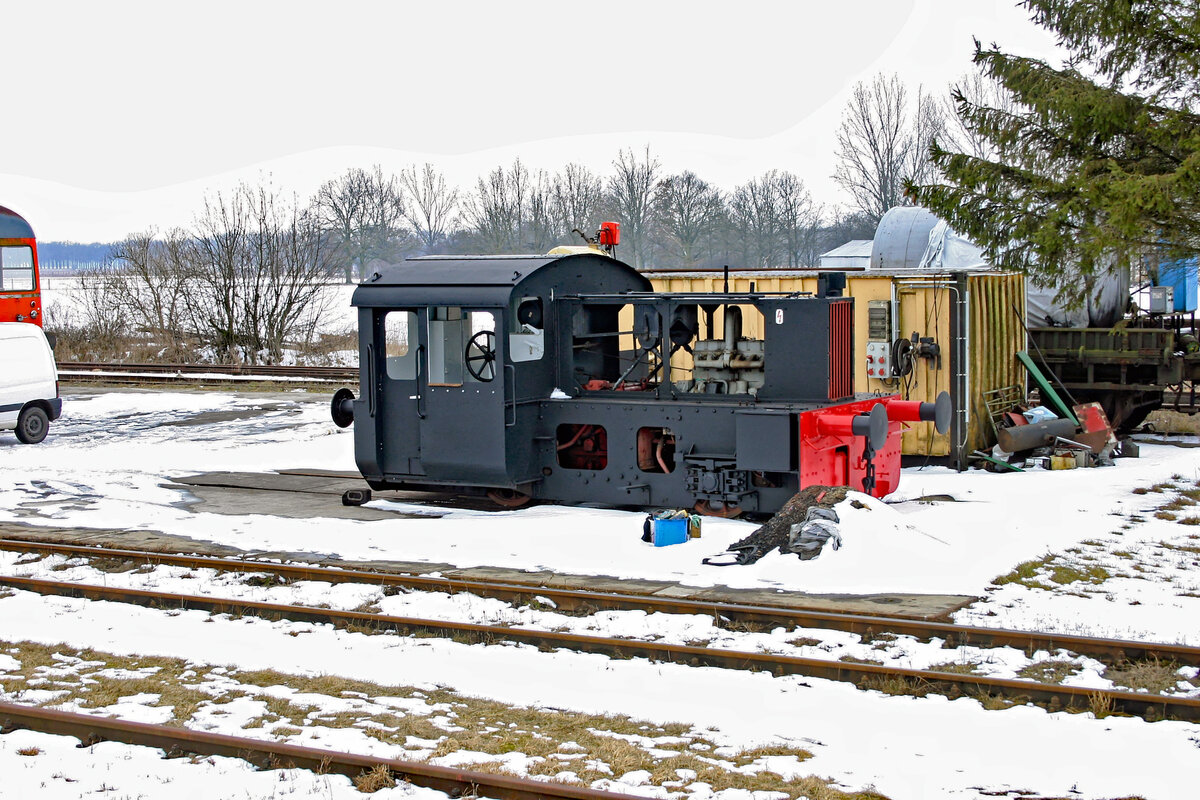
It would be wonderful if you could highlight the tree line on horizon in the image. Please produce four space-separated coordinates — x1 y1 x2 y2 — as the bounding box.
45 0 1194 310
53 0 1188 362
44 66 997 282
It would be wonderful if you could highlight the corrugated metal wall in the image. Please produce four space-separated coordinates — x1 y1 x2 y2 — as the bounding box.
967 272 1027 453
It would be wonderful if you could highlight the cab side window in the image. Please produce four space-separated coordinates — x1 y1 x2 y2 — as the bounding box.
383 310 417 380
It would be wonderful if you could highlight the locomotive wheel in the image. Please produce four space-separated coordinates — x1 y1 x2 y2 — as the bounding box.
693 500 742 519
486 488 532 508
15 406 49 445
465 330 497 382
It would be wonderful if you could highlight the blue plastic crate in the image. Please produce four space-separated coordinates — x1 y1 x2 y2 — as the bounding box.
652 519 689 547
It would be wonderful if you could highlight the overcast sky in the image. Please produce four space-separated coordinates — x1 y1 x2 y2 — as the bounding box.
5 1 1062 242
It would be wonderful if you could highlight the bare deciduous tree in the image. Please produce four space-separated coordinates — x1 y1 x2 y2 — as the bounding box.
460 159 530 253
400 163 459 253
239 184 335 362
771 171 822 268
61 263 130 358
524 168 559 253
314 165 411 282
906 85 948 190
184 182 334 364
108 228 192 360
833 73 913 223
941 69 1018 161
655 171 724 267
729 172 783 268
607 146 661 268
186 189 248 360
551 163 604 242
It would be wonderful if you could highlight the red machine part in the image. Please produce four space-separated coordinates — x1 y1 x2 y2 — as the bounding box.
827 301 853 399
799 396 902 499
880 394 952 433
556 424 609 471
598 221 620 247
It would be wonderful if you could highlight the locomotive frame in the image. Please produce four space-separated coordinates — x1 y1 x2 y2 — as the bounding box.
334 252 947 516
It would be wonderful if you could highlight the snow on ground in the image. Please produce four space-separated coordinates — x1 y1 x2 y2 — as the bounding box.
5 545 1197 700
0 727 432 800
3 391 1200 630
1 389 1199 799
2 589 1199 800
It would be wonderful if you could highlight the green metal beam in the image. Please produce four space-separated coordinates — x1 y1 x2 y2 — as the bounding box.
1017 350 1079 426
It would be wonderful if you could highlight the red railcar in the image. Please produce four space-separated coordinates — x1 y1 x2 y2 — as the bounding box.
0 206 41 326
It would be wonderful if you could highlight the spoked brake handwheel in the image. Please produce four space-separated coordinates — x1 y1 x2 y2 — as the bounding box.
465 330 497 382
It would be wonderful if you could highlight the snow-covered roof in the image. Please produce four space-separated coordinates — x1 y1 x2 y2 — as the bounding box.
818 240 873 269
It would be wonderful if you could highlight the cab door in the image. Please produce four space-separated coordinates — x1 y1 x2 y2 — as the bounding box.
366 308 424 478
416 306 510 485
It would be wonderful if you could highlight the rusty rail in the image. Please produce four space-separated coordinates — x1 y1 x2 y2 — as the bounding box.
0 701 643 800
56 362 357 387
2 537 1195 667
1 574 1196 722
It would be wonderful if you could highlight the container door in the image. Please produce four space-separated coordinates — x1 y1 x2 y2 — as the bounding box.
416 306 510 485
370 308 424 477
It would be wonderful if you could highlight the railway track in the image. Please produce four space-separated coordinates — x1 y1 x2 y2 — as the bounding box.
1 538 1193 666
56 361 357 388
1 544 1197 721
0 701 643 800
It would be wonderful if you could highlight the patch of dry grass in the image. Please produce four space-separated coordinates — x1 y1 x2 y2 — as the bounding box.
1144 409 1200 434
928 660 982 675
787 636 824 648
0 639 892 799
353 764 396 793
1048 563 1110 585
1017 659 1081 685
1105 659 1194 694
838 655 884 667
993 557 1051 588
993 554 1112 589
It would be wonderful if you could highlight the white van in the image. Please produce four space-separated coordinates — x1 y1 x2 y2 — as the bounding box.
0 322 61 444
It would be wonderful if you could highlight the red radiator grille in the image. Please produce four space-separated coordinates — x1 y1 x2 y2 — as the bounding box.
828 301 853 400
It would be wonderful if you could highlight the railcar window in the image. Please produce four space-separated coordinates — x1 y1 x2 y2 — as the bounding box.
428 308 498 386
0 246 33 291
383 310 417 380
509 297 544 362
465 310 496 383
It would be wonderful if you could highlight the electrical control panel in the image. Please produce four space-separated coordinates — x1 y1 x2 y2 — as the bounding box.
867 300 891 342
866 341 892 380
1149 285 1174 314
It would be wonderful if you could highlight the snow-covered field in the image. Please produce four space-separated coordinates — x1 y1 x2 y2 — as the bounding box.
40 275 360 336
1 389 1199 799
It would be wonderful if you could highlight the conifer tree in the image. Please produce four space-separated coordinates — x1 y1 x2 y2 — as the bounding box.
910 1 1200 302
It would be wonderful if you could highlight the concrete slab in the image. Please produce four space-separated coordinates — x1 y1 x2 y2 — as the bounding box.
165 483 413 521
174 472 367 496
0 521 975 620
172 471 513 513
159 403 305 428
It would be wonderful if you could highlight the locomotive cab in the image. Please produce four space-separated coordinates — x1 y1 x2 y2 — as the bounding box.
345 253 650 499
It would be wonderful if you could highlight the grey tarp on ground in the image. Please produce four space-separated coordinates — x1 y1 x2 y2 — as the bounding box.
785 506 842 561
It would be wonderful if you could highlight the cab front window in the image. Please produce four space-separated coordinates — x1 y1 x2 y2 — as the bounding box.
0 246 34 292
